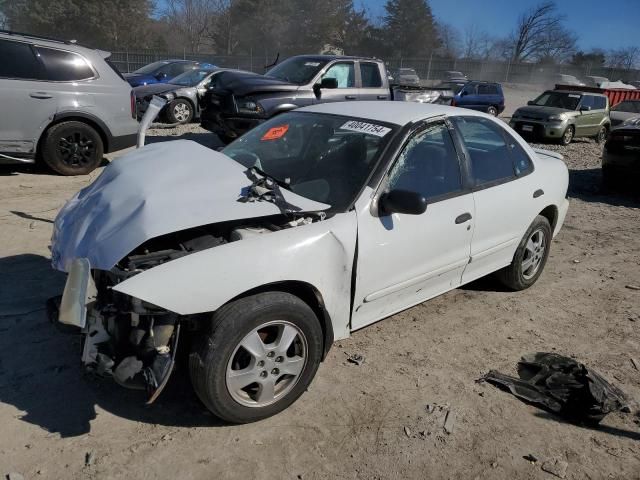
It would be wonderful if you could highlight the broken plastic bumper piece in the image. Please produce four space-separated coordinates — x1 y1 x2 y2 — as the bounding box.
58 258 97 329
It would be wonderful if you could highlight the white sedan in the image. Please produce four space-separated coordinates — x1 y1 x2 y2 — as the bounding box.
50 101 569 423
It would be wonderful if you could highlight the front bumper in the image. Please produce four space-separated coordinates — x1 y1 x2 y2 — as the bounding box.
200 111 264 140
49 258 181 403
509 119 568 140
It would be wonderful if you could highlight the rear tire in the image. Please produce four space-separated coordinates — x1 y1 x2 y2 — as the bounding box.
487 106 498 116
189 292 323 423
595 125 608 144
496 215 552 291
42 121 104 176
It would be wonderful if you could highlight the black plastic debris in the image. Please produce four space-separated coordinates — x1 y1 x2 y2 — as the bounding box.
481 352 628 424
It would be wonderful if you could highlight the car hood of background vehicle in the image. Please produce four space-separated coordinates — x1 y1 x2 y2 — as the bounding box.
133 83 181 98
124 73 160 87
515 106 575 118
50 140 329 272
214 71 300 96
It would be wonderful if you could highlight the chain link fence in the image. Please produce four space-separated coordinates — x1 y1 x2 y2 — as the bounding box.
109 49 640 85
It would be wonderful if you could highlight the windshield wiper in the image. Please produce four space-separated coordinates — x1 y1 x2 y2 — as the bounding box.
238 167 301 213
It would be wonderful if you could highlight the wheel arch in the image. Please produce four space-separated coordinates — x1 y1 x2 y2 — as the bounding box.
38 112 111 156
538 204 559 232
220 280 335 360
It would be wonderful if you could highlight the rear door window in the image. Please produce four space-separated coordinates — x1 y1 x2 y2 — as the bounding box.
580 95 595 110
0 39 46 80
451 116 516 186
593 96 607 110
478 84 499 95
360 62 382 88
35 47 95 81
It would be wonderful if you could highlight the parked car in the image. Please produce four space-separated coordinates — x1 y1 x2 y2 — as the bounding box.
553 74 585 87
510 90 610 145
134 67 244 124
602 116 640 188
49 101 569 423
451 81 505 116
393 67 420 85
609 99 640 127
124 60 214 87
200 55 445 143
0 30 138 175
445 71 468 81
583 75 609 87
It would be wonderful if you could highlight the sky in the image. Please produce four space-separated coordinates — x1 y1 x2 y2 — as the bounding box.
358 0 640 51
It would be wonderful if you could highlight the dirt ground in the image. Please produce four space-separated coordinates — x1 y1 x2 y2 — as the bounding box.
1 94 639 479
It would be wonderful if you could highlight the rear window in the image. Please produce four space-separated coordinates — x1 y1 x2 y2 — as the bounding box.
35 47 95 81
478 84 499 95
0 39 46 80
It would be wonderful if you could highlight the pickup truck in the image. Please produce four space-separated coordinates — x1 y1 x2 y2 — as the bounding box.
200 54 452 143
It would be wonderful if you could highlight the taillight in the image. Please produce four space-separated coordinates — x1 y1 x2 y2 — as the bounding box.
130 90 136 119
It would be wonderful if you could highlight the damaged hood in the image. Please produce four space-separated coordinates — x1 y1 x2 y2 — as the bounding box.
51 140 328 272
213 70 300 96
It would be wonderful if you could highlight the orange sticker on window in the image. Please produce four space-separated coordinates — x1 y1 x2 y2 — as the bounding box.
261 125 289 141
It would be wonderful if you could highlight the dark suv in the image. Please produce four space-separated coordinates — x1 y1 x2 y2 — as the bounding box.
451 81 505 116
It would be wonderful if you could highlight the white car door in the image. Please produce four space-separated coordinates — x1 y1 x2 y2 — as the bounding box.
449 116 541 284
351 120 475 330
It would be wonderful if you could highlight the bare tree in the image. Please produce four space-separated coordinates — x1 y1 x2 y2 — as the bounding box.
164 0 225 53
437 22 461 58
607 47 640 69
508 1 575 62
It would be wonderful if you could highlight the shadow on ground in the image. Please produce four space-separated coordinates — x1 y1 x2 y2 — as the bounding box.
0 254 223 438
568 168 640 208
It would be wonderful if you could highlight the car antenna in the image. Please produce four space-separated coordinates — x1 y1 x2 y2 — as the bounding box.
264 53 280 71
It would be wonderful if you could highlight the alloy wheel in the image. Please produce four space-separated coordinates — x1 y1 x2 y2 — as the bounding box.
521 228 546 280
562 127 574 145
57 132 96 167
173 102 190 123
226 320 307 408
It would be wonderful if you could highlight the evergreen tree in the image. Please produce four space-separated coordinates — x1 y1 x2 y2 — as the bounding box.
383 0 440 57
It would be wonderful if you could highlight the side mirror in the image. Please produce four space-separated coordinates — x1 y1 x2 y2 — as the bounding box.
527 100 535 106
319 77 338 89
379 190 427 216
580 105 591 112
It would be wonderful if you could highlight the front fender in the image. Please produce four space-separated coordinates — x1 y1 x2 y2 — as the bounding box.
112 212 357 340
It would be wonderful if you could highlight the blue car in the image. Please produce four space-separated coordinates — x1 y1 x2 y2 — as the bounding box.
124 60 215 87
452 81 505 117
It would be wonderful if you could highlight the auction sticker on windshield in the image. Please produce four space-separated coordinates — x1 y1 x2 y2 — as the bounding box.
261 125 289 141
340 120 391 137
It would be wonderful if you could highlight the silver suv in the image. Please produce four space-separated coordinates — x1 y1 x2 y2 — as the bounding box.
0 31 139 175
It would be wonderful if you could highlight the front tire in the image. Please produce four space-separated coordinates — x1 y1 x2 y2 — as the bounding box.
487 106 499 116
42 121 103 176
496 215 552 291
189 292 323 423
166 98 194 124
559 125 574 146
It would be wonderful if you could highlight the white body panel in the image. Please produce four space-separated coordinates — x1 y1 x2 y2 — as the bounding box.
113 212 357 341
351 187 474 330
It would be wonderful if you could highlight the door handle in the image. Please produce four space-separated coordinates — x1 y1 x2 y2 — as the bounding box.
29 92 53 99
455 212 472 224
533 189 544 198
345 95 357 100
377 95 388 100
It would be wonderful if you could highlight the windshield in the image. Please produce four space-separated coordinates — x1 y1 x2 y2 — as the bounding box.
266 57 328 85
531 91 581 110
612 100 640 113
171 69 214 86
223 112 396 211
134 61 169 75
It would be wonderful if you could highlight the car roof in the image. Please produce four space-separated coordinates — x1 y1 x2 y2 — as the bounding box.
297 101 487 126
289 54 379 62
0 30 101 56
551 89 607 97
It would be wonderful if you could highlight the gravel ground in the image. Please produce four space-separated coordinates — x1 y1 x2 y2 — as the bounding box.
1 102 639 479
